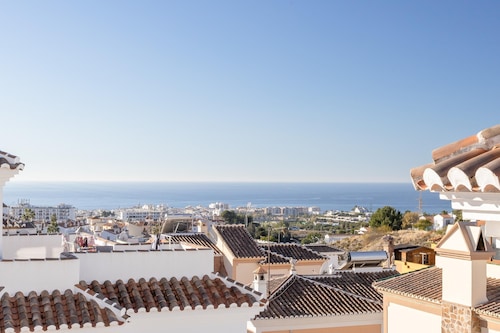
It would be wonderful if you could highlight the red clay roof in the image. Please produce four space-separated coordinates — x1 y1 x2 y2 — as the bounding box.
263 243 328 261
0 150 24 171
214 225 265 258
410 124 500 192
78 275 262 313
0 289 123 332
373 266 443 303
169 233 222 255
255 271 398 319
373 266 500 318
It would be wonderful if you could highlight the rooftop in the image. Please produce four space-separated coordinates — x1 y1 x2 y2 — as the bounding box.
373 266 500 318
266 243 327 261
168 233 222 255
255 270 399 320
410 124 500 192
214 225 264 258
0 288 123 332
78 274 262 313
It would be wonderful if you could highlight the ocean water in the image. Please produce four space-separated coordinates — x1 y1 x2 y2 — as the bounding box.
2 181 452 214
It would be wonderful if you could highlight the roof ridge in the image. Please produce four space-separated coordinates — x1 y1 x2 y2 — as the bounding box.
300 275 382 305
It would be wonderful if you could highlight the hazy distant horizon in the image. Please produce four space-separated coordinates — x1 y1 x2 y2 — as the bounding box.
3 181 449 213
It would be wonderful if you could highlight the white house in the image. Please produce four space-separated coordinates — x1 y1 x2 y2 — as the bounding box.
0 149 265 333
433 213 455 230
375 124 500 333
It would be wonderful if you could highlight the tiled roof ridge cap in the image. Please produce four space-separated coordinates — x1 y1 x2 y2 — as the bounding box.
433 124 500 163
302 245 330 259
262 248 292 263
0 150 24 170
264 244 328 261
211 272 266 303
300 276 382 305
265 274 297 300
75 284 127 318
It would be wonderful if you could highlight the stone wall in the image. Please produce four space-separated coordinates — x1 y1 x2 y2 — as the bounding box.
441 301 480 333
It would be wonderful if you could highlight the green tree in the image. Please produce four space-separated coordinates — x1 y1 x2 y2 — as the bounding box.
402 211 420 229
415 217 433 230
301 232 322 244
453 209 463 222
369 206 402 231
221 210 237 224
47 214 59 234
221 210 252 225
21 208 35 222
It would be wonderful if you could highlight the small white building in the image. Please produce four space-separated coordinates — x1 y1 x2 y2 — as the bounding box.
433 213 455 230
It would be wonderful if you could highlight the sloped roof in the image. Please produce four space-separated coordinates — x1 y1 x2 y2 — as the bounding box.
311 270 399 302
475 278 500 318
0 150 24 171
254 271 398 319
260 250 290 264
214 225 264 258
263 243 327 261
78 274 262 313
410 124 500 192
373 266 500 318
168 233 222 255
373 266 443 303
304 244 344 253
0 289 123 332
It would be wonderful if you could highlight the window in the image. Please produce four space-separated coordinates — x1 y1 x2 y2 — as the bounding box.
421 253 429 265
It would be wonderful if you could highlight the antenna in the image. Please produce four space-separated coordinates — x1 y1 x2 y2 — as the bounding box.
245 202 251 227
418 192 423 215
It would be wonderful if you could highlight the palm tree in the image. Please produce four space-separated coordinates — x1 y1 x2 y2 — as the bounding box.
21 208 35 222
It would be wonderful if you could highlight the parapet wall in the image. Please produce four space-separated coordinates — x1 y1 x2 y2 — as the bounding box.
0 257 80 295
2 234 64 259
73 248 214 283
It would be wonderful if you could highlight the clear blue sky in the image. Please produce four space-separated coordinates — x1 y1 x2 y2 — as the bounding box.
1 1 499 183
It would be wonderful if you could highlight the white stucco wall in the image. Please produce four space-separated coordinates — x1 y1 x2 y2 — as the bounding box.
0 258 80 295
74 248 214 283
437 256 487 306
2 234 64 259
487 262 500 279
387 302 441 333
248 312 382 333
119 304 261 333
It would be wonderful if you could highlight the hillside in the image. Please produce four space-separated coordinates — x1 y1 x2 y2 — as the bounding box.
332 229 443 252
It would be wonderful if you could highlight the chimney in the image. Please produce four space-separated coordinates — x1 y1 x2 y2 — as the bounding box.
289 258 297 275
252 266 267 297
382 234 395 268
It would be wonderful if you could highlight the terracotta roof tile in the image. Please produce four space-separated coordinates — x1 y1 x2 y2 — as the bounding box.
304 244 344 253
263 243 328 261
473 278 500 318
260 250 290 264
311 270 398 302
255 271 397 319
0 150 24 171
80 275 261 313
373 266 442 303
0 289 123 332
373 266 500 319
410 124 500 192
214 225 264 258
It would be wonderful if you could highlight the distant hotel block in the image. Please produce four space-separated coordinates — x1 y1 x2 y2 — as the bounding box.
9 200 76 222
115 204 167 222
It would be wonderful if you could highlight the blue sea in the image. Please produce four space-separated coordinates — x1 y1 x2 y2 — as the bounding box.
2 181 452 214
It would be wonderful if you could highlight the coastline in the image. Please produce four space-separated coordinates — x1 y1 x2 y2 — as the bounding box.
3 181 450 213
